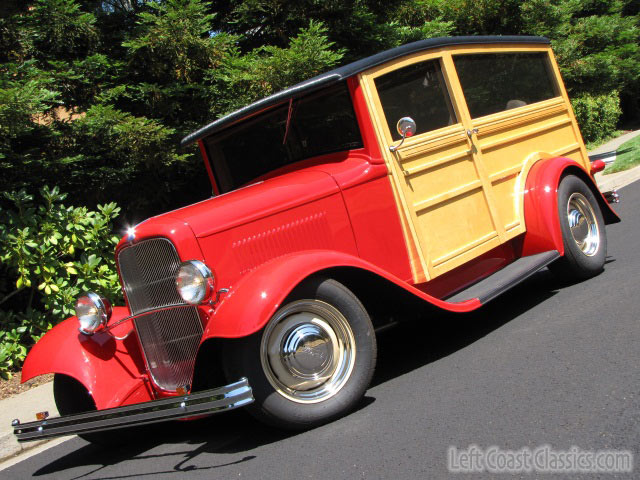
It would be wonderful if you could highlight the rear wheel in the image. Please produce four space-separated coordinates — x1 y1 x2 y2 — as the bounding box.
549 175 607 281
223 277 376 430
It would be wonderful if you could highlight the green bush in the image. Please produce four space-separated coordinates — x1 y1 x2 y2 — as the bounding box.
571 91 622 143
0 186 122 378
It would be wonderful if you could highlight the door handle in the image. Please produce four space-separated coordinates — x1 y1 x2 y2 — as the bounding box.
466 128 479 138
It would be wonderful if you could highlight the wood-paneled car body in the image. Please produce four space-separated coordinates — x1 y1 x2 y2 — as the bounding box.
15 36 620 441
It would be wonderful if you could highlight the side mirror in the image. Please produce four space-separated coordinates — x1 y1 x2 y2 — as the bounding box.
390 117 416 152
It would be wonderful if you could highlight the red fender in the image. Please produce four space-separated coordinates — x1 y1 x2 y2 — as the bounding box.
203 250 481 341
521 157 620 257
21 307 153 410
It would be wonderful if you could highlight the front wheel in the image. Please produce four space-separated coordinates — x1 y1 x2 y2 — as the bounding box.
54 374 115 445
53 374 149 445
223 277 376 430
548 174 607 281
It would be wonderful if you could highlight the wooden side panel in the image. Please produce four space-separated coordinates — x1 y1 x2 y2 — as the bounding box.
396 124 502 276
418 189 501 270
473 98 582 238
359 43 589 283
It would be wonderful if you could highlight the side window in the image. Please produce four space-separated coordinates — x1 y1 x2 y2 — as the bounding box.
453 52 560 119
374 59 457 141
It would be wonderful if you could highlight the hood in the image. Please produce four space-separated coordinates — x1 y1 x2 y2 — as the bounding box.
156 170 339 238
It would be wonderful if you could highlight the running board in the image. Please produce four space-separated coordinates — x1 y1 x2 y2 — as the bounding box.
445 250 560 304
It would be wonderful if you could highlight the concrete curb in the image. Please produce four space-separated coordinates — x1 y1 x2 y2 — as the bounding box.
0 434 52 465
1 130 638 468
589 130 640 156
0 382 61 466
596 164 640 192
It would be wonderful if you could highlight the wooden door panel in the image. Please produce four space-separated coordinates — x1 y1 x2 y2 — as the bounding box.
417 187 500 274
360 53 504 281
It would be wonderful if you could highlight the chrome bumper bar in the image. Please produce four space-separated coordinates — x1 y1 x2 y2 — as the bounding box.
13 377 253 442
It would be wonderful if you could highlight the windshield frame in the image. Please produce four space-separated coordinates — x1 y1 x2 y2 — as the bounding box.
201 82 363 194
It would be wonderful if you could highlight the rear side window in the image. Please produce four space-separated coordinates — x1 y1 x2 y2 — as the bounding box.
374 58 457 141
453 52 559 119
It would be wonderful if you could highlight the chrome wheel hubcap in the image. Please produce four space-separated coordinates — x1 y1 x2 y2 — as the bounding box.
261 300 355 403
567 193 600 256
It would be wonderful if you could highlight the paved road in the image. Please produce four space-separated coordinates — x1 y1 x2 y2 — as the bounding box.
3 185 639 479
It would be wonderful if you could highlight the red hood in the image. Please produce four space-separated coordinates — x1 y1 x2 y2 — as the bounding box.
155 170 339 238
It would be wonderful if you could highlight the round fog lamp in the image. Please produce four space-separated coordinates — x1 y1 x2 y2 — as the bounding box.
76 293 112 335
176 260 214 305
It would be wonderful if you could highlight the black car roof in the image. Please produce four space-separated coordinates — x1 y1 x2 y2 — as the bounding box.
181 35 549 147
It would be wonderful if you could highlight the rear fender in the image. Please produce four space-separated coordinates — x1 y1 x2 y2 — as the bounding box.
521 157 620 257
203 250 481 341
21 307 153 410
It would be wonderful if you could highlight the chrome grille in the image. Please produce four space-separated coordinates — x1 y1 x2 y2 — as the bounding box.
134 306 203 391
117 238 202 391
117 238 183 314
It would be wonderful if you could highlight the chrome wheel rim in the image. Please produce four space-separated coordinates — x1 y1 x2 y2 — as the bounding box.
567 193 600 256
260 300 356 404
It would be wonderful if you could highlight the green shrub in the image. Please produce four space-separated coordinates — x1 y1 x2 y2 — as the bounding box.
571 91 622 143
0 186 122 378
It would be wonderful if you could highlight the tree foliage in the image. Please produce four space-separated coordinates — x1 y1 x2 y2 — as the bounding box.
0 187 121 377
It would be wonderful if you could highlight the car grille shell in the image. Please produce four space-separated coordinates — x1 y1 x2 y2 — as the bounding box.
117 238 203 391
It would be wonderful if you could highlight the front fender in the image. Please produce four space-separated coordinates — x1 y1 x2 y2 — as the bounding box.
21 307 153 410
203 250 481 341
521 157 621 257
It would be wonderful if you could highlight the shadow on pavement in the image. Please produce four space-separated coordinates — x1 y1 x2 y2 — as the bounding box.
372 269 561 387
31 269 568 478
32 411 284 478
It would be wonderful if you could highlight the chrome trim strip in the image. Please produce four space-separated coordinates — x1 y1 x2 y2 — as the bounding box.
103 303 192 332
13 378 253 442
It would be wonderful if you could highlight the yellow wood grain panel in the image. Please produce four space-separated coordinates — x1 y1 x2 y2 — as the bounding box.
417 187 497 265
480 122 576 175
491 175 519 229
358 42 589 284
406 156 479 204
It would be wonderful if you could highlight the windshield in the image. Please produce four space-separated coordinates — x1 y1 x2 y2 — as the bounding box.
203 83 363 193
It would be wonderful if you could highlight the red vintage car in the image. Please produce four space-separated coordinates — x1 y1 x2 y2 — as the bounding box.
14 35 619 442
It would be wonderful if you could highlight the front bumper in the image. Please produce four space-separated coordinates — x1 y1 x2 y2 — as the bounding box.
13 377 253 442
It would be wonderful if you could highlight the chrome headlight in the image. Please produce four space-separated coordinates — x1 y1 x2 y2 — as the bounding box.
175 260 214 305
76 292 112 335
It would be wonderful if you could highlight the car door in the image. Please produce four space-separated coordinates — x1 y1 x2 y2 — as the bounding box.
450 46 587 237
359 52 507 282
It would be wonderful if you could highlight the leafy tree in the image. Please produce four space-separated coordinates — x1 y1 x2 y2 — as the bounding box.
0 187 122 378
209 21 344 114
123 0 226 84
27 0 98 60
571 91 623 143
